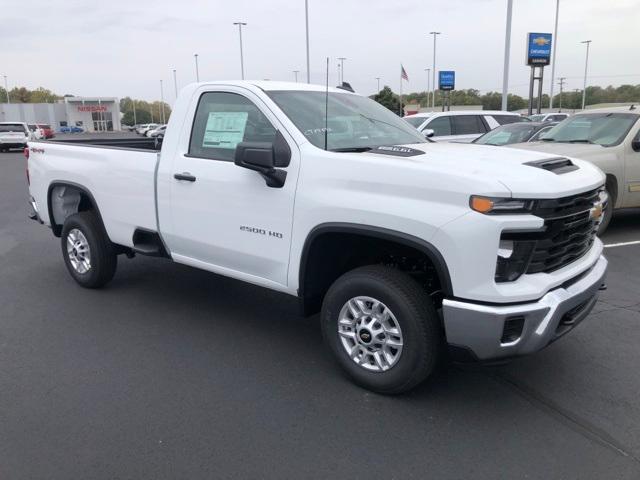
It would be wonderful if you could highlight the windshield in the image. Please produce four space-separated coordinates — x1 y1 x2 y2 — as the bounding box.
541 112 639 146
0 124 26 133
404 116 428 128
267 91 427 151
474 123 539 145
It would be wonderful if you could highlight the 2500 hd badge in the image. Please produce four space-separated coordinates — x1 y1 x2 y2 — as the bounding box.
239 225 283 239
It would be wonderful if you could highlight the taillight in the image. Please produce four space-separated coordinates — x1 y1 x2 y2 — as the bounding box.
24 147 30 185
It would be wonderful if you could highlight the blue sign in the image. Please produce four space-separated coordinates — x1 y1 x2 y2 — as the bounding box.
526 32 552 66
438 71 455 91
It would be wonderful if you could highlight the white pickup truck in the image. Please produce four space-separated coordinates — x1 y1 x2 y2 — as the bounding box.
26 81 608 394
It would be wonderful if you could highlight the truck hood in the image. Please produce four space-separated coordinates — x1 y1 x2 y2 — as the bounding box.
362 141 605 198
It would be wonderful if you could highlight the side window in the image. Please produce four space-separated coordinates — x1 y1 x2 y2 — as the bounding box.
425 116 452 136
549 115 567 122
189 92 277 161
453 115 486 135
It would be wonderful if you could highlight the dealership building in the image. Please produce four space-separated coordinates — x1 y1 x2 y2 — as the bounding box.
0 97 121 132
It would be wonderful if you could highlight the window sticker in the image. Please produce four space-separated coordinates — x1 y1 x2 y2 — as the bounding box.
202 111 248 149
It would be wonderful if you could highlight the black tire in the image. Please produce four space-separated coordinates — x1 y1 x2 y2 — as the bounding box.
597 187 614 236
60 211 117 288
321 265 442 394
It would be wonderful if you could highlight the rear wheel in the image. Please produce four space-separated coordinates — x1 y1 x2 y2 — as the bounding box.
321 265 442 394
61 211 117 288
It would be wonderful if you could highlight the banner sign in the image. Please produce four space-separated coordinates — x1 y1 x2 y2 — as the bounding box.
438 71 455 91
526 32 552 66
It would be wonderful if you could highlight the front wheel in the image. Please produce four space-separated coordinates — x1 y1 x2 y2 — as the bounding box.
321 265 442 394
597 188 614 236
61 211 117 288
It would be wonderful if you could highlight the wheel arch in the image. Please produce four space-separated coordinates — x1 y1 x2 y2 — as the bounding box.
605 173 619 208
47 181 106 238
298 223 453 316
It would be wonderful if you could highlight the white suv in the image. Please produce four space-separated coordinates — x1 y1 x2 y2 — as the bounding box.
404 111 526 143
0 122 30 151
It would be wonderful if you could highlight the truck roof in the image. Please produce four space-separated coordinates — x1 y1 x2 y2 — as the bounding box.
577 105 639 115
193 80 353 94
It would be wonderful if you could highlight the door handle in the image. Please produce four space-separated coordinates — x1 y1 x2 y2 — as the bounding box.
174 172 196 182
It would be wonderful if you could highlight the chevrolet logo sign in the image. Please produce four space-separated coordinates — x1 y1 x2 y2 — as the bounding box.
532 36 550 46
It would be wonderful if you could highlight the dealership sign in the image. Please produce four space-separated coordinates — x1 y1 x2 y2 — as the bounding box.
77 105 108 112
526 32 552 66
438 71 455 91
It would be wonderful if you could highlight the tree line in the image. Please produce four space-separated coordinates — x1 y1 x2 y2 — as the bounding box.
373 83 640 114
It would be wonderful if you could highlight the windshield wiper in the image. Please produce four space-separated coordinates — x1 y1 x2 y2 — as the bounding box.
568 139 596 144
330 146 373 152
540 137 556 142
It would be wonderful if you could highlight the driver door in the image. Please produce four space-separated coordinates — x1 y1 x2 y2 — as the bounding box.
158 87 300 289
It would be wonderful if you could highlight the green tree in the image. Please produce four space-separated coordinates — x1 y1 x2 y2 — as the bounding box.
372 86 402 115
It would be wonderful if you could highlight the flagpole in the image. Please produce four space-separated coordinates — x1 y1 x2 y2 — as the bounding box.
399 65 403 116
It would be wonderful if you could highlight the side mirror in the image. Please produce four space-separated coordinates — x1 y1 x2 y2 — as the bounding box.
423 128 435 138
632 138 640 152
234 130 291 188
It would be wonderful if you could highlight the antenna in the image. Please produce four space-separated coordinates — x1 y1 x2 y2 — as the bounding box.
324 57 329 151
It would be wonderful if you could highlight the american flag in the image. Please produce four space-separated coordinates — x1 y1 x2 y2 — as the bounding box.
401 65 409 81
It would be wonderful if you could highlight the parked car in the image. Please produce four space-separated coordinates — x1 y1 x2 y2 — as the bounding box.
472 122 558 146
146 125 166 137
26 81 607 394
59 126 84 133
509 106 640 233
528 112 570 123
136 123 158 135
0 122 30 151
404 110 528 143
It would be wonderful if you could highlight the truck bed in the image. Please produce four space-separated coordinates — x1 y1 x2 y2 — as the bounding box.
27 139 160 249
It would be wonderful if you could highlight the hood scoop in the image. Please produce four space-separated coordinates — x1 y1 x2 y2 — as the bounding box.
524 157 578 175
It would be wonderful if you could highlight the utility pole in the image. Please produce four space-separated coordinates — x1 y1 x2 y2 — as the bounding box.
501 0 513 111
194 54 200 82
424 68 431 109
133 100 137 125
429 32 441 109
549 0 560 109
581 40 592 110
172 69 178 99
557 77 566 111
3 75 9 104
305 0 311 83
338 57 347 84
375 77 381 92
233 22 247 79
293 70 299 82
160 79 166 124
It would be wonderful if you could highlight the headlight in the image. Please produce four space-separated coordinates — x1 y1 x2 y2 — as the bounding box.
470 195 535 214
495 239 535 282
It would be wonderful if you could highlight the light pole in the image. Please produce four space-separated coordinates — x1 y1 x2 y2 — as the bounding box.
3 75 9 104
581 40 592 110
429 32 441 109
133 100 137 125
557 77 566 111
233 21 247 79
305 0 311 83
172 69 178 99
501 0 513 111
160 79 166 124
194 54 200 82
375 77 381 92
424 68 431 108
549 0 560 109
293 70 300 82
338 57 347 84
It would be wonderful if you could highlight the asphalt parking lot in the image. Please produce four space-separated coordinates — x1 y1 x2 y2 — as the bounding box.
1 145 640 479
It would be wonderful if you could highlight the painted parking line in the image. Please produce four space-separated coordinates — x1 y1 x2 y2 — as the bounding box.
604 240 640 248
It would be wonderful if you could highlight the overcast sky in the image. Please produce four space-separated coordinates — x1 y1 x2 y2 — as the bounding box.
5 0 640 103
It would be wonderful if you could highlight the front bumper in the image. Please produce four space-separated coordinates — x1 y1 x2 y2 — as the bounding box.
442 254 607 361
